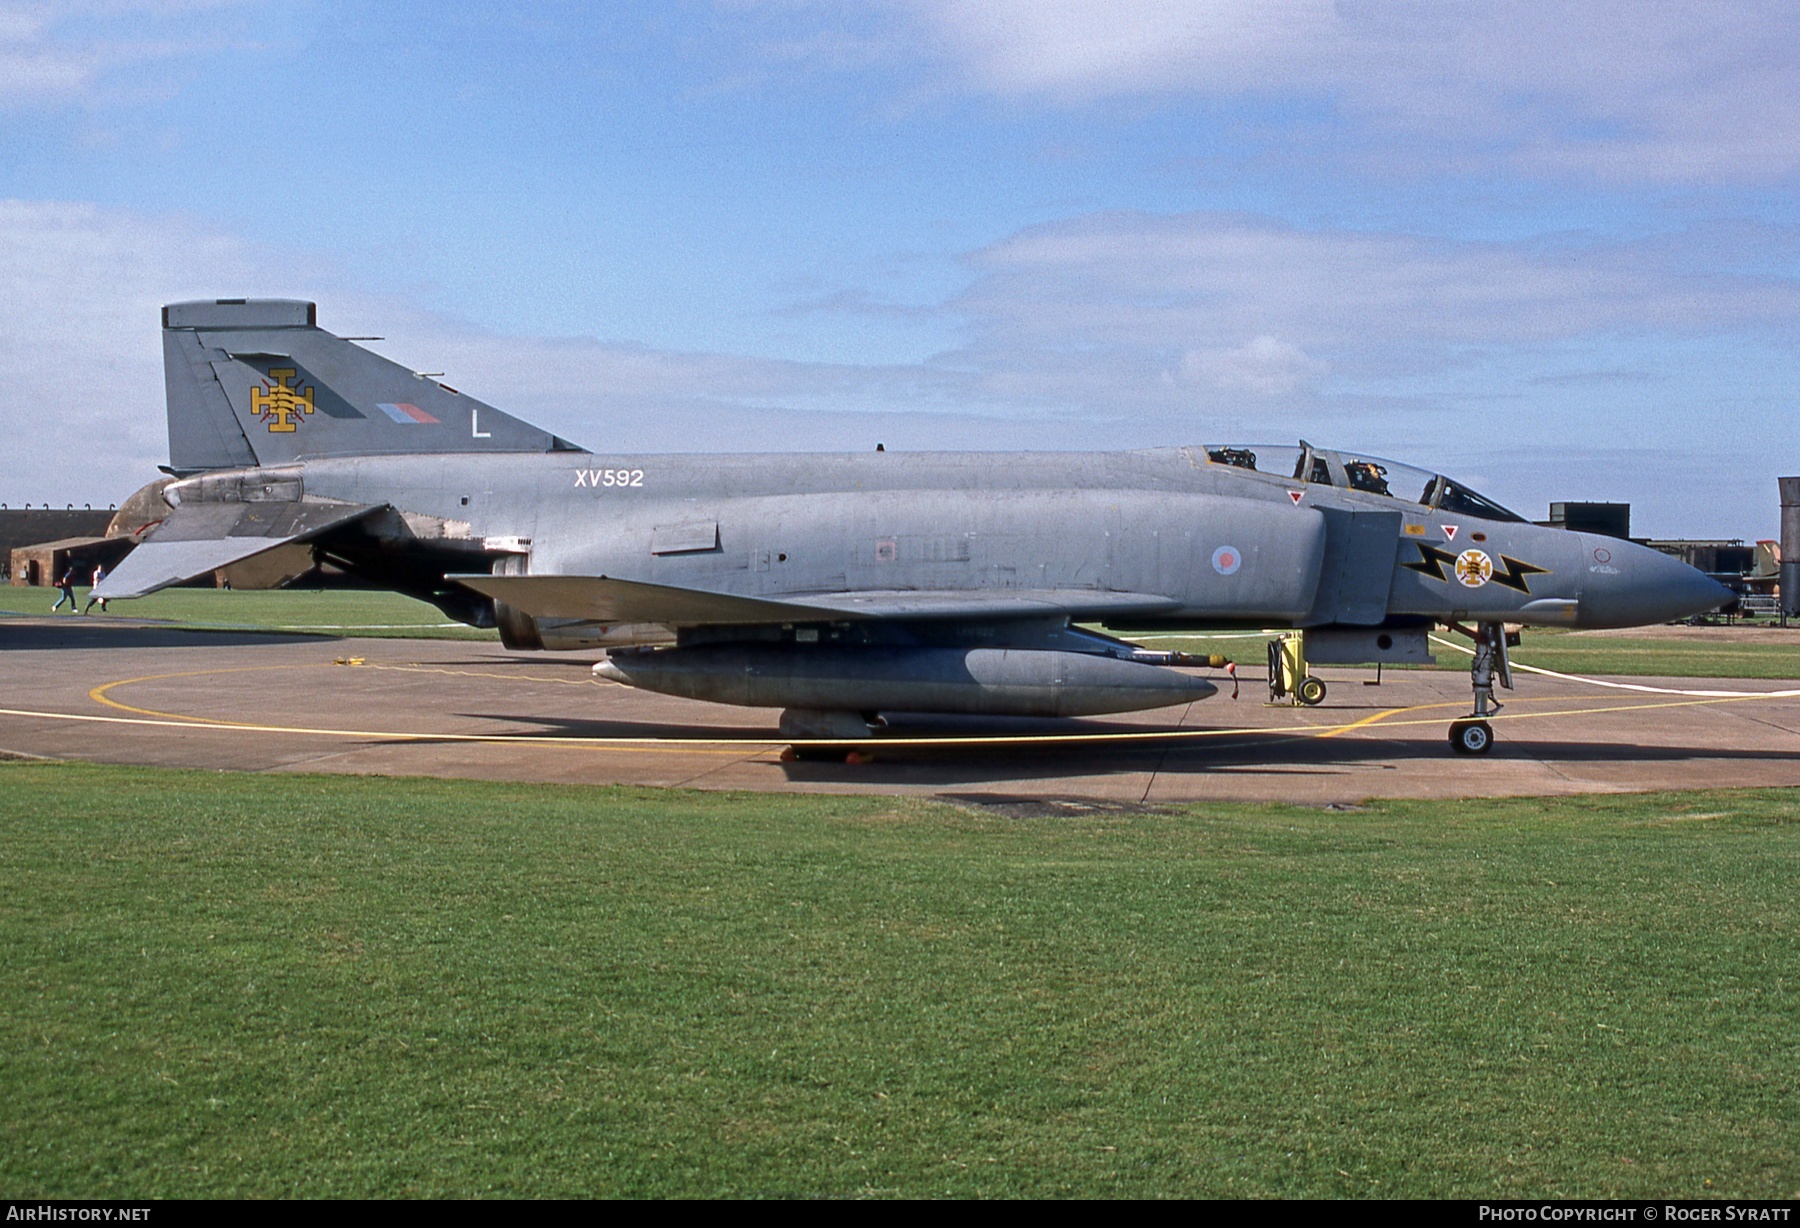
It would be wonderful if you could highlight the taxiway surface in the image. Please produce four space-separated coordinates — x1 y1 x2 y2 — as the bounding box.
3 616 1799 803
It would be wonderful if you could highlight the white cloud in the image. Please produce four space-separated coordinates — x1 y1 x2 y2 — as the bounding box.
1183 335 1327 395
952 211 1800 391
870 0 1800 182
0 0 250 108
907 0 1331 96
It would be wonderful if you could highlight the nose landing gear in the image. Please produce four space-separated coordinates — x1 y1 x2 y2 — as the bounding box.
1447 621 1517 754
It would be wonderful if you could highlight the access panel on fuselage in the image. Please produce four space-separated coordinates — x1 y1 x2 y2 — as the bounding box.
1305 508 1402 626
1105 491 1328 622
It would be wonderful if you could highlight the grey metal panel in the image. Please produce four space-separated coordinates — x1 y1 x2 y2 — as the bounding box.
92 538 292 599
142 501 253 541
1306 509 1402 626
141 500 375 542
163 331 257 473
1305 627 1434 665
163 299 314 329
650 521 719 555
200 342 512 463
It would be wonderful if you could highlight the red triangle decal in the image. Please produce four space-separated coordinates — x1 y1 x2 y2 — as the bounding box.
1442 525 1458 539
1288 490 1304 505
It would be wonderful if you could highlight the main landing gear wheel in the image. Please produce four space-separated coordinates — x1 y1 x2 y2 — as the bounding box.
1449 719 1493 755
1297 676 1328 706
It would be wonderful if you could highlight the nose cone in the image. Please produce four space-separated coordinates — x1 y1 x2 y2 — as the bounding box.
1576 536 1735 628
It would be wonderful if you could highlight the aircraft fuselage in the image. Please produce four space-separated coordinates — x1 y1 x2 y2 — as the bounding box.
275 445 1720 636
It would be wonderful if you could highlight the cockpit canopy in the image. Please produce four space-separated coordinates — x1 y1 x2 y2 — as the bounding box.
1203 441 1526 523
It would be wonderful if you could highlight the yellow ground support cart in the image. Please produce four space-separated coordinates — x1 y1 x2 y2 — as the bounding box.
1266 631 1327 706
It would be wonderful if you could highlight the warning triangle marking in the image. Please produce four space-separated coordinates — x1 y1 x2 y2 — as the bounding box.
1442 524 1459 540
1288 490 1304 505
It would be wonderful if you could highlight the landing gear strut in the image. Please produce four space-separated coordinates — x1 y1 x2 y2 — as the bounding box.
1447 620 1515 755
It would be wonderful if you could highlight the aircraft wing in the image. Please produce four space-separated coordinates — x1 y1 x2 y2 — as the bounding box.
94 501 383 600
450 574 1183 626
783 588 1184 620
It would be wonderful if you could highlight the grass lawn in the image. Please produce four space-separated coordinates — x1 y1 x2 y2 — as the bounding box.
1130 628 1800 681
1 763 1794 1198
1501 630 1800 681
0 586 498 641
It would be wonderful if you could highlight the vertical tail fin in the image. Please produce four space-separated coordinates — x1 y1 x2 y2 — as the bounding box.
161 298 584 473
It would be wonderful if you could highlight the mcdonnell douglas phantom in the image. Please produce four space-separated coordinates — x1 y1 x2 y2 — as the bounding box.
94 299 1731 753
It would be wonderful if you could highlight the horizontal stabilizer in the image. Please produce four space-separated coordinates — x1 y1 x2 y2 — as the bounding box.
451 574 1183 627
95 501 381 599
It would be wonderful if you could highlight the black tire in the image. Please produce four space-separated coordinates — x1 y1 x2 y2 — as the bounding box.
1298 676 1328 706
1449 720 1493 755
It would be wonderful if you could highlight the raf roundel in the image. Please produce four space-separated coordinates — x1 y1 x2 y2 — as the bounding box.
1211 545 1242 576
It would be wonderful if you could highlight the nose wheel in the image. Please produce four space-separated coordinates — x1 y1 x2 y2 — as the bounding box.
1449 719 1493 755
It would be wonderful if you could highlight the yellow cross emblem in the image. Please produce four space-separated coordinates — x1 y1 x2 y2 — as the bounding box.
251 368 315 432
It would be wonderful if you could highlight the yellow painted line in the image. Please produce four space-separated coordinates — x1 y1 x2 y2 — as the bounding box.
1310 700 1468 738
80 660 1302 749
10 699 1420 749
51 654 1800 756
85 659 1300 748
75 663 1389 748
1451 692 1800 725
1281 690 1800 735
82 663 765 756
90 664 333 727
3 704 781 756
1428 634 1800 699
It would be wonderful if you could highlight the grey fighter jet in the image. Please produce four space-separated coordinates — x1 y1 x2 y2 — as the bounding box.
96 299 1731 754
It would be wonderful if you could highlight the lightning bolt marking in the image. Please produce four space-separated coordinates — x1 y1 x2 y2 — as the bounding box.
1492 555 1550 595
1401 543 1458 581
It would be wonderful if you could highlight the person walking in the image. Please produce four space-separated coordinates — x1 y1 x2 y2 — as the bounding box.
51 565 76 612
83 563 108 614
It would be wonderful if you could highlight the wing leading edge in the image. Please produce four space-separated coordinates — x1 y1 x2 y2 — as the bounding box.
449 574 1183 626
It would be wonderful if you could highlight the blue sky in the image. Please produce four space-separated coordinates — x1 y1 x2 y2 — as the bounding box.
1 0 1796 539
